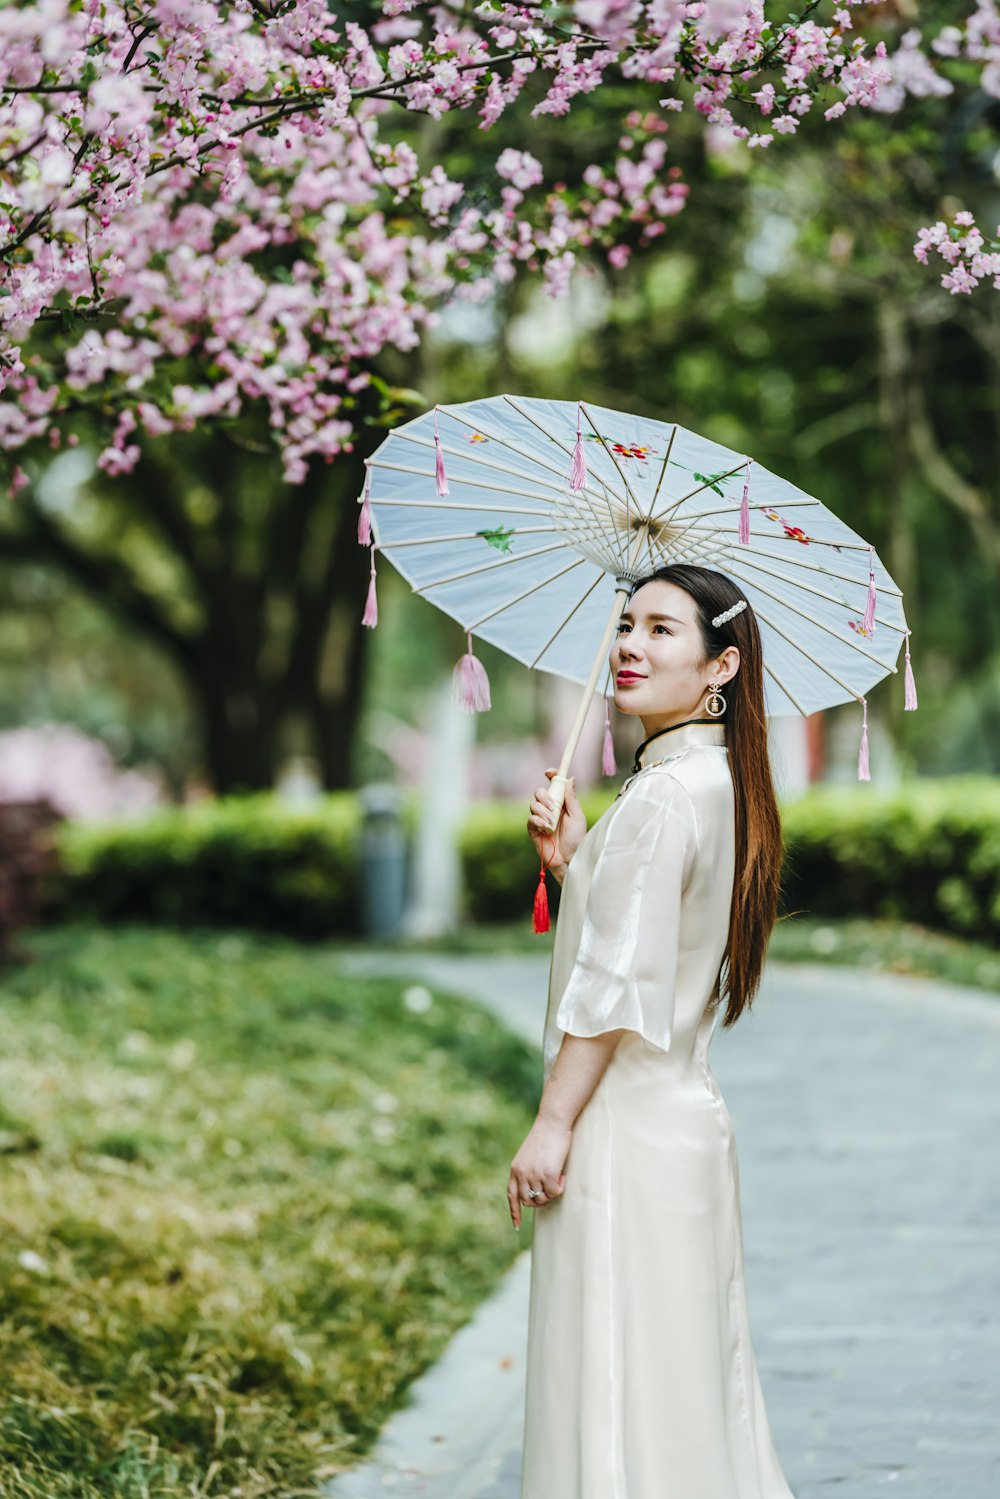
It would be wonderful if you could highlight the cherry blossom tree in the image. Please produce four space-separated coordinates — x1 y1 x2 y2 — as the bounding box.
0 0 995 789
1 0 994 483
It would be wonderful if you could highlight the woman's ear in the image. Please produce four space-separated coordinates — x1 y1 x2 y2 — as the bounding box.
712 645 741 685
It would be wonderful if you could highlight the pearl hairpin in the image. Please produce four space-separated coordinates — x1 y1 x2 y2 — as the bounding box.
712 599 748 628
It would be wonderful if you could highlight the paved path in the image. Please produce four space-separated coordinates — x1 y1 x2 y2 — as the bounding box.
328 952 1000 1499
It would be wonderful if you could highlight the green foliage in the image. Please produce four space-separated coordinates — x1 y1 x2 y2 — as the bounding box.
45 779 1000 949
382 911 1000 994
459 780 1000 945
766 916 1000 993
49 794 368 938
0 925 537 1498
781 779 1000 940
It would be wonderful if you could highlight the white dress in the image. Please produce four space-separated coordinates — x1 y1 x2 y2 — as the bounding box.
521 721 796 1499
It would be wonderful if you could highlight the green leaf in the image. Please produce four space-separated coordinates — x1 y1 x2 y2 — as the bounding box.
476 525 516 554
692 470 729 496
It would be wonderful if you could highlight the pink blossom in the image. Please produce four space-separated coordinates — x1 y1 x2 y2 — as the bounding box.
496 149 544 191
0 0 989 482
914 210 1000 295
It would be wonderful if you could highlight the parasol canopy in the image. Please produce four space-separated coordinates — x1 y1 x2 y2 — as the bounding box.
359 394 915 728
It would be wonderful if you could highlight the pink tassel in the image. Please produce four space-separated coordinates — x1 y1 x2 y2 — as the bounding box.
358 465 372 546
863 547 877 636
452 631 491 712
857 698 870 782
362 544 378 628
434 408 449 496
904 631 918 711
601 699 617 776
568 402 587 490
739 457 751 545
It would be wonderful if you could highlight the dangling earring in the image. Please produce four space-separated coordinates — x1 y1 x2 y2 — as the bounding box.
704 681 726 718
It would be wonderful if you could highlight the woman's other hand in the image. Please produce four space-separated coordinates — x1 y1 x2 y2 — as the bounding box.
507 1115 572 1229
526 768 586 878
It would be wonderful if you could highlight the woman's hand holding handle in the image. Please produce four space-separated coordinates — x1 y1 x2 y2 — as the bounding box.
527 767 587 878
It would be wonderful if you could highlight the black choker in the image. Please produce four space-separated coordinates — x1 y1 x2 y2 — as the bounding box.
632 719 720 775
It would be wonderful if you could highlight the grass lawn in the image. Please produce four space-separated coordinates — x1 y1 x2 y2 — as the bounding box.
0 925 538 1499
395 914 1000 994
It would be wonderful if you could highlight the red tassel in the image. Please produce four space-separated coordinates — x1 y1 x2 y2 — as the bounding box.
362 544 378 628
857 698 870 782
602 699 616 776
434 408 450 496
739 457 751 545
452 631 491 712
863 547 877 636
358 465 372 546
531 863 550 934
904 631 918 711
568 402 587 490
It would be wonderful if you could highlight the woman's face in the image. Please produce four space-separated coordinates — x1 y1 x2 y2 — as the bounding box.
610 579 739 735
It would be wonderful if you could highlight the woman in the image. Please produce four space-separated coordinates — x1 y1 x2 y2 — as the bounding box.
509 562 795 1499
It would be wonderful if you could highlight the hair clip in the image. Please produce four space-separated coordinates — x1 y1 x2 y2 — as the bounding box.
712 599 748 628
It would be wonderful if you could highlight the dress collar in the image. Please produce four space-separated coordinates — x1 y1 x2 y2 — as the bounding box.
634 719 726 771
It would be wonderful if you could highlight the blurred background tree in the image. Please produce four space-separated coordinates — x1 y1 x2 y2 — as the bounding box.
2 5 997 793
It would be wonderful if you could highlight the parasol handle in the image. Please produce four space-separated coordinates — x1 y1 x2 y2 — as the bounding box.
543 578 634 834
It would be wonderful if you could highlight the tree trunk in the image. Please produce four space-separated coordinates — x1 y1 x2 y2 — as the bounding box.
3 442 375 795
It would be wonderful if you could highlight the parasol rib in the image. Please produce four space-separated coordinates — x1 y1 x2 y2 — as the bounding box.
368 497 548 516
370 457 568 508
466 555 591 631
529 569 609 670
410 541 568 594
373 525 562 549
442 403 629 511
751 602 867 702
643 512 883 555
762 658 808 716
577 401 644 519
655 510 729 563
650 425 679 513
504 394 628 544
730 551 907 632
672 497 819 524
392 427 614 507
726 563 898 671
654 463 745 520
720 537 903 591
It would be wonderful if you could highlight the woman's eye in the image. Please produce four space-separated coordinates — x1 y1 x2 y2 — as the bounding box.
616 622 631 634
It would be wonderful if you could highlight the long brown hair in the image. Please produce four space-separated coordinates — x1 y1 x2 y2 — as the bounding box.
628 563 782 1027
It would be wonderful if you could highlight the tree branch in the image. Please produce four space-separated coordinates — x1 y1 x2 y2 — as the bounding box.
906 370 1000 573
0 493 199 669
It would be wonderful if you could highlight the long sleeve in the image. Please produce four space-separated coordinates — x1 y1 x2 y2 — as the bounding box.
553 773 698 1055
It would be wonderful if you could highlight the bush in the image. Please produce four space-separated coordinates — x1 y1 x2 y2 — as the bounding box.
460 778 1000 945
43 779 1000 948
47 794 365 938
780 778 1000 942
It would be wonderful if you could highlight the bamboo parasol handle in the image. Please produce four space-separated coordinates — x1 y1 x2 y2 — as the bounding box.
544 573 636 834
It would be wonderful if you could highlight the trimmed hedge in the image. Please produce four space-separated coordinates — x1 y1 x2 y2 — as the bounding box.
42 779 1000 947
780 779 1000 941
47 793 365 938
459 778 1000 946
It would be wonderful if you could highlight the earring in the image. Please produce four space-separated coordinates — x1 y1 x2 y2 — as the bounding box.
704 681 726 718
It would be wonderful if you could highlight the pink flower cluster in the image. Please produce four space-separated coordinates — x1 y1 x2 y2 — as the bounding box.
913 212 1000 295
0 1 984 481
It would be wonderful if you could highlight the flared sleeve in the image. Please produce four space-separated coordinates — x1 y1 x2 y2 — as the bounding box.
554 773 698 1054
